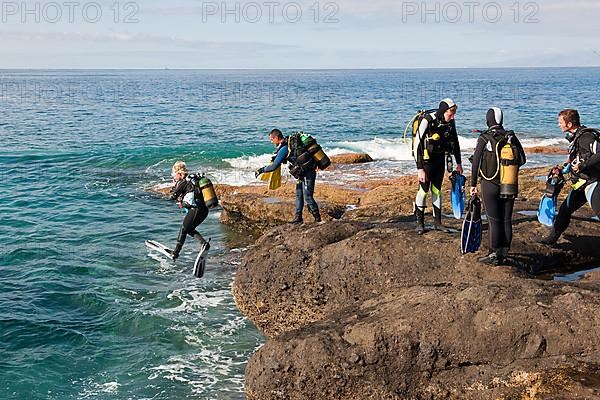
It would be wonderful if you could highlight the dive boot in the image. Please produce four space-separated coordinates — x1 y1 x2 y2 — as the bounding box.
414 205 425 235
171 226 187 260
537 228 560 245
291 213 303 224
165 248 178 261
432 205 444 231
310 209 322 223
193 233 210 251
478 252 500 266
496 247 509 265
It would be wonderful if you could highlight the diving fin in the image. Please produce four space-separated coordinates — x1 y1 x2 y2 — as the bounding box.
260 171 272 182
461 196 482 254
268 165 282 190
537 197 556 227
145 240 176 260
193 238 211 278
537 168 565 227
450 172 466 219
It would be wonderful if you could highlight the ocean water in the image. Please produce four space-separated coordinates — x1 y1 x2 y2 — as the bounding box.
1 68 599 399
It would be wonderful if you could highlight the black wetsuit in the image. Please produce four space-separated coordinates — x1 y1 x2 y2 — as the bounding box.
553 127 600 236
170 177 208 256
413 110 461 221
471 127 526 253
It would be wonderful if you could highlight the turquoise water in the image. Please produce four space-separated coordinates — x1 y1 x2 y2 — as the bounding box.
1 68 599 399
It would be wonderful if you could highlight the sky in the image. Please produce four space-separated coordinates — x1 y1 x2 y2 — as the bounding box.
1 0 600 68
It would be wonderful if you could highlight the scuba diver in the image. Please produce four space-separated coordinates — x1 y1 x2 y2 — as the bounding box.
538 109 600 245
167 161 210 260
413 98 463 234
256 128 321 224
470 108 526 265
255 128 288 190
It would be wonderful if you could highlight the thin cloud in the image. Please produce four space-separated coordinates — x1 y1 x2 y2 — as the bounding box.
0 30 297 51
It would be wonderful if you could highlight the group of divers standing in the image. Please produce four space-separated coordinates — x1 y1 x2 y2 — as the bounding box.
408 100 600 265
164 99 600 269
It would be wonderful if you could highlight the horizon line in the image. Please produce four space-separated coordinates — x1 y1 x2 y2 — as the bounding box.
1 66 600 71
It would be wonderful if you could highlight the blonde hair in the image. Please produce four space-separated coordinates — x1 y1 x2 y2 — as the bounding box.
172 161 188 176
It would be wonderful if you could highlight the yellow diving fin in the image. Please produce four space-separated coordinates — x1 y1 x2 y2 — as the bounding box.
260 171 271 182
268 166 282 190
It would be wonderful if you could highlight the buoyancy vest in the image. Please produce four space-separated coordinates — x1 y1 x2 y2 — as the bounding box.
288 133 318 178
570 127 600 182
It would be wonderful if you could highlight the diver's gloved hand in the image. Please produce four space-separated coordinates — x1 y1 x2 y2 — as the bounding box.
254 167 265 178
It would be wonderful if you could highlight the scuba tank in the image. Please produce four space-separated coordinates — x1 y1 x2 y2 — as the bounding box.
298 132 331 170
307 143 331 170
405 109 437 161
199 175 218 208
499 137 519 198
480 130 521 199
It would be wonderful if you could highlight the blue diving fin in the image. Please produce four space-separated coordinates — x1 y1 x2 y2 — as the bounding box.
537 168 565 227
537 197 556 227
461 196 482 254
450 172 466 219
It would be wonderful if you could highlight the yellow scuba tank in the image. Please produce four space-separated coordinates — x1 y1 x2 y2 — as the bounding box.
405 109 438 162
499 142 519 198
307 143 331 170
199 176 219 208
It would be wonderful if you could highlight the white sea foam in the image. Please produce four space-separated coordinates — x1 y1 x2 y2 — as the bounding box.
147 347 242 396
329 135 566 163
158 134 566 189
165 289 229 314
223 153 271 170
77 378 120 398
333 138 414 161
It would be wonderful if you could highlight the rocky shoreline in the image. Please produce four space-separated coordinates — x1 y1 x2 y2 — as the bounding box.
154 149 600 399
227 153 599 399
235 219 600 399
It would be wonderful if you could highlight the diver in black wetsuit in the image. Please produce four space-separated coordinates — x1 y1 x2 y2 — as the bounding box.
168 161 209 260
538 109 600 245
413 98 463 234
470 108 526 265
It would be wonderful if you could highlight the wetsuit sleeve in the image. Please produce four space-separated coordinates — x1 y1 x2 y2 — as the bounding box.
263 146 288 173
470 136 487 187
451 121 462 165
579 133 600 171
170 180 186 201
414 117 429 169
